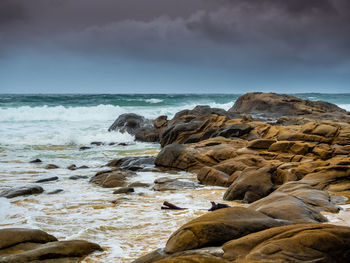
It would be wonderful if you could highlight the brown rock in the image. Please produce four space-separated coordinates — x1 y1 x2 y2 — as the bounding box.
247 139 276 149
89 169 135 188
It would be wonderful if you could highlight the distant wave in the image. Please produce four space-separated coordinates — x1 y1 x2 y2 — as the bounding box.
145 98 163 103
339 104 350 112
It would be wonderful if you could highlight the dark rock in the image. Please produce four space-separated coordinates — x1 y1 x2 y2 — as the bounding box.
212 124 253 138
108 113 148 133
78 165 89 169
113 187 135 194
79 146 91 151
118 142 128 146
154 115 168 129
208 202 230 211
35 176 59 183
107 156 155 171
47 189 63 195
30 159 42 163
153 177 196 191
90 141 103 146
45 164 59 169
0 186 44 199
69 175 89 180
67 164 77 170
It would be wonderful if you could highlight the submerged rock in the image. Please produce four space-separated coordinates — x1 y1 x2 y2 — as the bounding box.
0 185 44 198
113 187 135 194
45 164 59 169
153 177 196 191
69 175 89 180
89 169 135 188
47 189 64 195
29 159 42 163
35 176 59 183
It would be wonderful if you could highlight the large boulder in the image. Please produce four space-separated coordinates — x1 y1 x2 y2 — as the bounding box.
164 207 288 254
0 228 102 263
222 224 350 263
0 185 44 199
229 92 346 118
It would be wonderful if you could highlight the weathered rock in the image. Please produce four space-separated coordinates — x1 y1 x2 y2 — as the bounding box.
89 169 135 188
155 256 230 263
107 156 155 171
45 164 59 169
0 185 44 198
197 167 231 187
128 182 151 188
247 139 276 149
223 166 275 203
0 228 57 250
35 176 59 183
113 187 135 194
229 92 346 117
212 124 253 138
164 207 288 253
153 178 196 191
108 113 149 133
222 224 350 263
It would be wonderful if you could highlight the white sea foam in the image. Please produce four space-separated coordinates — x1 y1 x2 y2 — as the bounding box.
339 104 350 111
145 98 163 103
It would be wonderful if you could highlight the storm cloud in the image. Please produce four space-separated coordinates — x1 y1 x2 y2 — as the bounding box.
1 0 350 93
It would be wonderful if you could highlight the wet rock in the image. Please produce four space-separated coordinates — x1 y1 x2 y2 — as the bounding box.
164 207 288 253
0 185 44 199
153 177 196 191
154 115 168 129
47 189 63 195
79 146 91 151
45 164 59 169
117 142 128 146
111 197 130 204
0 228 57 250
113 187 135 194
69 175 89 180
155 256 230 263
222 224 350 263
128 182 151 188
90 141 103 146
67 164 77 170
223 166 275 203
35 176 59 183
108 113 148 133
30 159 42 163
89 169 135 188
0 240 102 263
107 156 155 171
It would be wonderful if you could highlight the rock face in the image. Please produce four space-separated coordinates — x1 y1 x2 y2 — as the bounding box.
222 224 350 263
0 228 102 263
108 113 159 142
164 207 288 254
229 92 346 117
0 185 44 198
89 169 135 188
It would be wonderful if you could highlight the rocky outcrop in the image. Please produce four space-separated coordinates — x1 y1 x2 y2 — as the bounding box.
222 224 350 263
164 207 288 254
0 185 44 198
106 156 155 171
229 92 347 118
0 228 102 263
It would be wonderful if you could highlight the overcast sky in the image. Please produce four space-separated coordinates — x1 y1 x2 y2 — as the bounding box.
1 0 350 93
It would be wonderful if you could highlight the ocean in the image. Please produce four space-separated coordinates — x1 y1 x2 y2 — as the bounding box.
0 93 349 262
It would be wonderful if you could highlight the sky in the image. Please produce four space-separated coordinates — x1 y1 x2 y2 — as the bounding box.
0 0 350 93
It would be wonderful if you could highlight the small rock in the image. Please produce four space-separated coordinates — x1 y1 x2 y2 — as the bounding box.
111 197 130 204
128 182 151 188
35 176 59 183
47 189 63 195
117 142 128 146
153 177 196 191
79 165 89 169
0 186 44 198
91 141 104 146
69 175 89 180
45 164 59 169
79 146 91 151
67 164 77 170
29 159 42 163
113 187 135 194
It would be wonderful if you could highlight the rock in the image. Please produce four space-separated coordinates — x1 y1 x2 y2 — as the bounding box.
47 189 64 195
155 143 186 169
154 115 168 129
35 176 59 183
153 178 196 191
90 141 104 146
197 167 231 187
164 207 288 253
0 240 102 263
89 169 134 188
213 124 253 138
223 166 275 203
45 164 59 169
69 175 88 180
67 164 77 170
247 139 276 149
79 146 91 151
0 228 57 249
30 159 42 163
0 186 44 199
222 224 350 263
107 156 155 171
113 187 135 194
229 92 346 117
128 182 151 188
155 256 230 263
108 113 148 133
135 126 160 142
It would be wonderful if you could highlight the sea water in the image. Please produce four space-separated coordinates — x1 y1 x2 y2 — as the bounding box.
0 93 349 262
